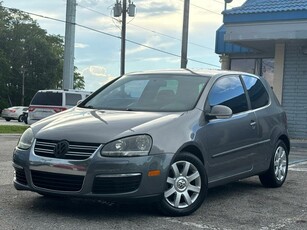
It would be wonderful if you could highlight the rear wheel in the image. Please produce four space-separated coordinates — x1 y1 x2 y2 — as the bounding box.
5 118 11 122
157 152 207 216
259 140 288 188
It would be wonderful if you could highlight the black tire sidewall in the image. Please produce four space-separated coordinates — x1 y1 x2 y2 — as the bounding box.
260 140 289 188
272 141 289 186
18 115 23 122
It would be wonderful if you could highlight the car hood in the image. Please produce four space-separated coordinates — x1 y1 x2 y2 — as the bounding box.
32 107 183 143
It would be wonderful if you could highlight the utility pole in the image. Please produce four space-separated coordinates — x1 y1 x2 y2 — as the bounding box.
121 0 127 76
181 0 190 69
113 0 136 76
63 0 76 90
21 66 25 106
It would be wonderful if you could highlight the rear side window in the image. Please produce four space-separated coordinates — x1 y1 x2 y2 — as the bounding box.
31 92 62 106
242 75 269 109
66 93 82 106
208 75 248 114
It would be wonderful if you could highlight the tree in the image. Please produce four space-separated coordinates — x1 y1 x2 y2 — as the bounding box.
0 3 85 108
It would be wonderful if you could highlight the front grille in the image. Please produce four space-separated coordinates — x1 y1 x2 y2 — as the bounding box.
31 170 84 191
92 174 142 194
34 139 100 160
15 168 27 185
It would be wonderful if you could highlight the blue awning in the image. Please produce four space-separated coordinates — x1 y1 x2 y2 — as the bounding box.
215 25 253 54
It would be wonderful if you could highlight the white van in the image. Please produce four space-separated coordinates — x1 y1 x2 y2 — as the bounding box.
28 89 91 124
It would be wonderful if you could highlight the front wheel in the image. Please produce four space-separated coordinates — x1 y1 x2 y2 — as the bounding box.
259 140 288 188
18 115 23 122
157 152 207 216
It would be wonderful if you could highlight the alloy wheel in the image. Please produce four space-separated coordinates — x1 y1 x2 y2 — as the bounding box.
164 160 201 209
274 146 287 182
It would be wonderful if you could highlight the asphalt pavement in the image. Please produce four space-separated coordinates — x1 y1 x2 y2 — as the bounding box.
0 117 27 126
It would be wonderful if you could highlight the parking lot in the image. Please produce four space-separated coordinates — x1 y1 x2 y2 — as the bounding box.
0 134 307 230
0 117 27 126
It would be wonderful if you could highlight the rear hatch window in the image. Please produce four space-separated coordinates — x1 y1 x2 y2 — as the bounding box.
31 92 62 106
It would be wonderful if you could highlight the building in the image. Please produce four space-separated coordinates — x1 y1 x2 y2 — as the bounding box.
215 0 307 139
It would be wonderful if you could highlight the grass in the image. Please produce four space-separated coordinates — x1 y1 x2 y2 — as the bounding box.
0 125 29 134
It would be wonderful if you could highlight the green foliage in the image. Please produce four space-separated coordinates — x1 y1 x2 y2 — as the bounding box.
0 3 85 109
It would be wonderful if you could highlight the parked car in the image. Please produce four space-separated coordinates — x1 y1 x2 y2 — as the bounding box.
1 106 28 122
13 69 290 216
27 89 91 124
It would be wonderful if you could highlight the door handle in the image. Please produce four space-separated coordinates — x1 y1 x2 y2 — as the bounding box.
250 120 257 129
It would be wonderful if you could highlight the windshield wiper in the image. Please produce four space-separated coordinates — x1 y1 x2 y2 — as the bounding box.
81 105 94 109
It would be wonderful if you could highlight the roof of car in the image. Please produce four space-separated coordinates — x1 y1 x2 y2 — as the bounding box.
126 69 250 78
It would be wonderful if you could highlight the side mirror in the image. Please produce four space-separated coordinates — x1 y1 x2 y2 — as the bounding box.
207 105 232 120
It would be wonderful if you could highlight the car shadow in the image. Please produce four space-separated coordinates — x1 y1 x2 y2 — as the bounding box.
21 176 267 218
29 195 159 218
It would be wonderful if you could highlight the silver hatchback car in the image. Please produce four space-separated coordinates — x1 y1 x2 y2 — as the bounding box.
13 69 290 216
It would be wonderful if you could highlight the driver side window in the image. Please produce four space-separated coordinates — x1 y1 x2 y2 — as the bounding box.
208 75 248 114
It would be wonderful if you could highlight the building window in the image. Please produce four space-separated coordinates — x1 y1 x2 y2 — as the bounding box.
230 58 275 87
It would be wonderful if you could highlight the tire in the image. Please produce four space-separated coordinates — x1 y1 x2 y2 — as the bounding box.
5 118 11 122
157 152 207 216
259 140 288 188
18 115 23 122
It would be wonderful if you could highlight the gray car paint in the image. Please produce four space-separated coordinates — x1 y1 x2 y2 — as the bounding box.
12 69 289 199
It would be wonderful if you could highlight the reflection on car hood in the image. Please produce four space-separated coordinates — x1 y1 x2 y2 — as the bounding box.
33 107 182 143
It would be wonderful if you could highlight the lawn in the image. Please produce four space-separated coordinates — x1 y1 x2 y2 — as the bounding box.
0 125 28 134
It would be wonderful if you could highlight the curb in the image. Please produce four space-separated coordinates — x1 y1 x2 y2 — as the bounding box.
0 134 22 137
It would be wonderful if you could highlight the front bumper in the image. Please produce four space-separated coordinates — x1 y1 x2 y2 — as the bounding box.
12 141 173 200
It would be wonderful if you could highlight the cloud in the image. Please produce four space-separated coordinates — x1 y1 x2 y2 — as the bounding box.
77 0 100 7
126 36 176 55
75 42 89 48
137 0 181 16
81 66 115 91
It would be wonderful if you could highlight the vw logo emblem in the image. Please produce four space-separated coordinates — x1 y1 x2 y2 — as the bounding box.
54 140 69 158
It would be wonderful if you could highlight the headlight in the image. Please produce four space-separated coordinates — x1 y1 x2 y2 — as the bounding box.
101 135 152 157
17 128 34 150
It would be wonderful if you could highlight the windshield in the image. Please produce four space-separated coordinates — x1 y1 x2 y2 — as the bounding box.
82 74 209 112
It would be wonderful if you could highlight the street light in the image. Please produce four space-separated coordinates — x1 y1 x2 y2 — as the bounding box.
224 0 233 10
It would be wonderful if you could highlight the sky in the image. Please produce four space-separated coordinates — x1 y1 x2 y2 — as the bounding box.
2 0 246 91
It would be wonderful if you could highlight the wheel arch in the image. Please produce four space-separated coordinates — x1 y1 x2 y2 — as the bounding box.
176 143 205 165
279 135 290 154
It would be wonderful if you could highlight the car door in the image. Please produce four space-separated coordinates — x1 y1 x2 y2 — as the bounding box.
202 75 259 183
241 75 272 171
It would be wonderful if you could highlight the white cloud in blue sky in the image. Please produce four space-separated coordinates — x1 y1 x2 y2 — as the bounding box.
3 0 246 91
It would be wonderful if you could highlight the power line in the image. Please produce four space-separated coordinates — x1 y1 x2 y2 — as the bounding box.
178 0 222 15
77 3 214 51
3 6 220 68
212 0 225 5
